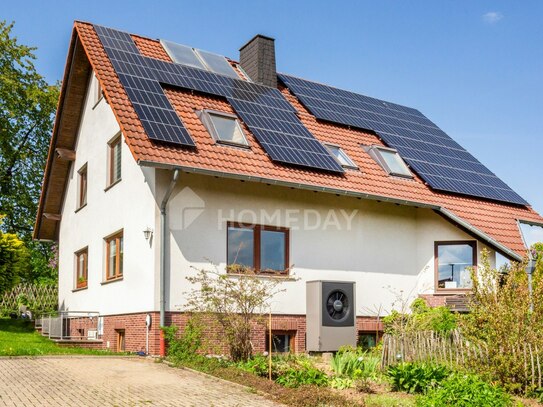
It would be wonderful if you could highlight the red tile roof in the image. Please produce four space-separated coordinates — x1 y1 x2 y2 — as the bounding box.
45 22 543 256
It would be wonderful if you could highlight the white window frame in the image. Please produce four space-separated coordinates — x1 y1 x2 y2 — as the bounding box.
324 143 358 169
198 109 250 148
366 145 412 178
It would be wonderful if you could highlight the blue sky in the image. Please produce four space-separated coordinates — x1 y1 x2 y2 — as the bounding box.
3 1 542 216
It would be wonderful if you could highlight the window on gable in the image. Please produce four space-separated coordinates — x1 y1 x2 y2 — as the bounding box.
75 248 88 289
93 73 103 106
435 241 476 290
366 145 412 178
78 164 87 209
108 135 122 186
325 144 357 169
198 110 249 147
105 231 123 281
227 223 289 274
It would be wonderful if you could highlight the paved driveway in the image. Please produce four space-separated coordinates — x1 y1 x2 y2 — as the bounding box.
0 357 281 406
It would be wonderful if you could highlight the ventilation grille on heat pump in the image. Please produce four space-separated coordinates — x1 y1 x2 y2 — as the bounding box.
326 289 349 321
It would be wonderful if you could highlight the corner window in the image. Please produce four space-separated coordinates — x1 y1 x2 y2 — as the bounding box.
77 164 87 209
325 144 357 169
366 145 412 178
75 248 88 289
266 331 295 353
105 231 123 280
198 110 249 147
435 241 476 290
227 223 289 274
108 135 122 186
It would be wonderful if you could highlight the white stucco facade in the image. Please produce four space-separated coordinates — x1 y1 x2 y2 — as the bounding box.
57 73 497 319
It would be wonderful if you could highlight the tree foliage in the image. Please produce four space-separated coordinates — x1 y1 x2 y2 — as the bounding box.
0 224 29 294
0 20 59 289
185 266 285 362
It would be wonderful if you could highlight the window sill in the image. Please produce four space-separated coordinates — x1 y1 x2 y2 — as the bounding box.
226 272 295 281
216 140 251 150
104 179 121 192
75 203 87 213
72 286 88 292
92 95 104 110
434 289 471 295
101 276 123 285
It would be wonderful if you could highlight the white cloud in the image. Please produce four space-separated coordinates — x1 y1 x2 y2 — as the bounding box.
482 11 504 24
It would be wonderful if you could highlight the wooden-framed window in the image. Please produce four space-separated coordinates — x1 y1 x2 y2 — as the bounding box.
77 164 87 209
108 135 122 187
435 241 477 291
105 231 123 280
266 330 295 353
75 248 88 289
227 222 289 274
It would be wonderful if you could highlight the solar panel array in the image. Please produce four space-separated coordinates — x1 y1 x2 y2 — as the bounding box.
94 25 343 173
279 74 527 205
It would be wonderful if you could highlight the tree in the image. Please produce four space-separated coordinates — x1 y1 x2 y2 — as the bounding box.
185 266 285 362
0 226 29 294
0 20 59 287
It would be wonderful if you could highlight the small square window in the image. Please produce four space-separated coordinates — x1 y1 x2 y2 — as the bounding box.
366 145 412 178
325 144 357 169
108 136 122 186
75 248 88 289
77 164 87 209
435 241 476 290
198 110 249 147
266 331 295 353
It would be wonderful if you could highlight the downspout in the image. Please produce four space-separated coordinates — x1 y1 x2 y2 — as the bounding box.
159 168 180 357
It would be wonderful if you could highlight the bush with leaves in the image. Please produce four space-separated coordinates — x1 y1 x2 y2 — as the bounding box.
416 372 512 407
460 248 543 395
0 226 30 294
330 346 380 380
383 298 457 335
162 316 203 363
387 362 450 394
185 266 285 362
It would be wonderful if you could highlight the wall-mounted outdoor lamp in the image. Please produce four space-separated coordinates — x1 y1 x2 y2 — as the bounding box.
143 227 153 241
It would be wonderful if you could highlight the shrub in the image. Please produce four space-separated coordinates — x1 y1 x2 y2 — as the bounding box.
329 376 354 389
387 362 450 394
416 373 512 407
330 347 380 380
163 316 202 363
238 354 329 388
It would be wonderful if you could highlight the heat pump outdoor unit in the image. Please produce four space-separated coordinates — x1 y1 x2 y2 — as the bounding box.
306 281 357 352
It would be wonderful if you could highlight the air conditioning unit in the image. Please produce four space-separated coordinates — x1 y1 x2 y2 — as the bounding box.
306 281 356 352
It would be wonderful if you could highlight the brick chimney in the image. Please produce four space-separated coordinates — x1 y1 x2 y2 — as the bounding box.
239 34 277 88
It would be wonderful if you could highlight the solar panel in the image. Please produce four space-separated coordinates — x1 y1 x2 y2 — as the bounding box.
94 25 343 173
279 73 527 205
94 25 195 147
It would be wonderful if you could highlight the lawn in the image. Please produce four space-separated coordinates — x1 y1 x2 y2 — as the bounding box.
0 318 117 356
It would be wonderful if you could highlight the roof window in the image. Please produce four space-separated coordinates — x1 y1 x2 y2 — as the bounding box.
324 144 357 169
366 145 412 178
198 110 249 147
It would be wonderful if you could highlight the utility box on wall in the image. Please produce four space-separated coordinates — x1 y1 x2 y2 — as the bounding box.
306 280 357 352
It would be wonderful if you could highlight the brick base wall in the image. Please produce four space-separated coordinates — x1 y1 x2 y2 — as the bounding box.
418 294 447 307
69 312 383 356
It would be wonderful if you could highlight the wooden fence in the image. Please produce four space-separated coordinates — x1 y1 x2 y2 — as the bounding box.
381 330 487 368
0 283 57 316
381 330 543 391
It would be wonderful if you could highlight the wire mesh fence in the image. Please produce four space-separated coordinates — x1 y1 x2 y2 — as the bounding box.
0 283 58 316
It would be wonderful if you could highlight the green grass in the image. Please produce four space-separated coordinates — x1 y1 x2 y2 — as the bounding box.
0 318 119 356
364 394 415 407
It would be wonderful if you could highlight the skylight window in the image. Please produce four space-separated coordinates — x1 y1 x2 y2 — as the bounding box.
325 144 357 169
198 110 249 147
366 145 412 178
161 39 239 79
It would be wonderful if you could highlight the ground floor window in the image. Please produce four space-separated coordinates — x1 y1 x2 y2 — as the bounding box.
266 330 295 353
358 331 380 350
75 248 88 289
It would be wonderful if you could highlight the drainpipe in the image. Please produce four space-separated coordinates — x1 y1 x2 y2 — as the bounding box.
159 168 180 357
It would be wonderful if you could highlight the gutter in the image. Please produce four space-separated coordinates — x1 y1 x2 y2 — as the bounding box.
140 161 524 267
159 168 180 356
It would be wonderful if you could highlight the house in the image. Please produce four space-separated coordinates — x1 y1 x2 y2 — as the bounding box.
34 22 543 355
